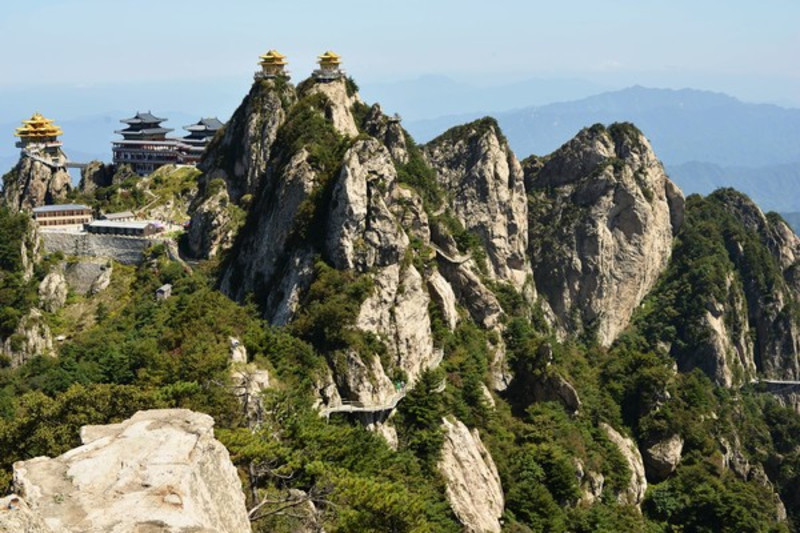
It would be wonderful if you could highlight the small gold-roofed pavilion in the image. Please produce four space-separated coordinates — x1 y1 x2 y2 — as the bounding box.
313 50 345 81
14 113 64 142
317 51 341 68
255 49 290 80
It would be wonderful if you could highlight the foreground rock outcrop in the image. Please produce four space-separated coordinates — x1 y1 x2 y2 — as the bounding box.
526 123 684 346
438 418 504 532
13 409 251 533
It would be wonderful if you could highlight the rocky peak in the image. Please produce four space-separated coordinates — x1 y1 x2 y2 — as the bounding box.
424 117 532 291
200 77 297 204
527 122 684 345
299 77 361 138
2 154 72 212
362 104 409 164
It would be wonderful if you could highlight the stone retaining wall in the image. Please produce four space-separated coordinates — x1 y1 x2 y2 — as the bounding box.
41 231 158 265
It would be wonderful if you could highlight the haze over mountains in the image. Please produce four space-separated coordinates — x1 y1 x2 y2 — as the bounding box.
2 78 799 218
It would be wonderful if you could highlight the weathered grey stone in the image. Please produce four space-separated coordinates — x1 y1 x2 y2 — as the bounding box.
13 409 251 533
63 259 112 296
438 418 504 532
37 270 68 313
200 78 296 204
2 155 71 212
40 232 155 266
527 123 684 346
427 270 459 330
187 187 238 259
363 104 409 164
425 119 532 291
2 309 53 367
304 77 361 138
643 434 684 481
601 422 647 506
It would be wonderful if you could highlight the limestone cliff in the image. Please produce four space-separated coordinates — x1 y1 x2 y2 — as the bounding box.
200 77 297 204
438 417 504 532
13 409 251 533
2 154 71 212
425 118 532 292
638 189 800 386
219 79 446 406
526 123 684 346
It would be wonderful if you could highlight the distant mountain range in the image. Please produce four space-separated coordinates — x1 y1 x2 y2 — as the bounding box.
3 83 800 215
405 86 800 213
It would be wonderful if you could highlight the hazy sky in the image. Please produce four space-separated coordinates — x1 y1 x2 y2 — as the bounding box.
1 0 798 105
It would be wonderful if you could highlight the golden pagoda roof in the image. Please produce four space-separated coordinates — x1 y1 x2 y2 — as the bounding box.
259 49 288 65
14 112 63 139
317 51 342 65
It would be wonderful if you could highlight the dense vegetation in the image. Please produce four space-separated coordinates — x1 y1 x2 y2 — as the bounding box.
3 79 800 533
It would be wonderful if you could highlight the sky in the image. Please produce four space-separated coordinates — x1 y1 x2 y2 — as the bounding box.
0 0 798 119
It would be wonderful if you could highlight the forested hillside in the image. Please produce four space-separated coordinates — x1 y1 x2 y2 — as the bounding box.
1 72 800 532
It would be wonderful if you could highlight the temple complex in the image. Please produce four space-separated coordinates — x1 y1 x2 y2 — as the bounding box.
14 113 67 165
112 112 178 175
313 51 345 81
255 50 289 80
177 118 224 165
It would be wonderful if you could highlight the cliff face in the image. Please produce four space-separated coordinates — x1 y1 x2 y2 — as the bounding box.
199 78 297 204
637 189 800 386
425 118 532 292
219 79 446 405
526 123 684 346
2 155 72 212
13 409 251 533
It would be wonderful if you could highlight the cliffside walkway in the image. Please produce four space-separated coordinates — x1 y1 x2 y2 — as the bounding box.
320 389 407 419
21 151 87 170
756 379 800 393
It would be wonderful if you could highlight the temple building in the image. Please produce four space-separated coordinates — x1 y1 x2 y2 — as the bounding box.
255 50 289 80
112 112 178 176
177 118 224 165
14 113 67 164
313 51 345 81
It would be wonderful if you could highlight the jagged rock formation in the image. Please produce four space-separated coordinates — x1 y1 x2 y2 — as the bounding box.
63 259 112 296
425 118 532 291
362 104 409 163
643 434 684 482
526 123 684 346
38 270 68 313
187 186 239 259
219 79 446 405
13 409 251 533
200 78 297 204
78 161 115 194
2 309 53 367
438 418 504 532
2 155 72 212
304 77 361 137
639 189 800 386
601 422 647 506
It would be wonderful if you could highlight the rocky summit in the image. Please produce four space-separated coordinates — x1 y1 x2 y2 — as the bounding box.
2 66 800 533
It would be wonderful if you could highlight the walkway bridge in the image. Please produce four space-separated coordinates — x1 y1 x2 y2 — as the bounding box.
755 379 800 393
321 389 407 419
22 150 88 170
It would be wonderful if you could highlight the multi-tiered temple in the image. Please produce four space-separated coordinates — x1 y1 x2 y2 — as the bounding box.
255 50 289 80
313 51 345 81
112 112 177 175
177 118 224 165
14 113 67 165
